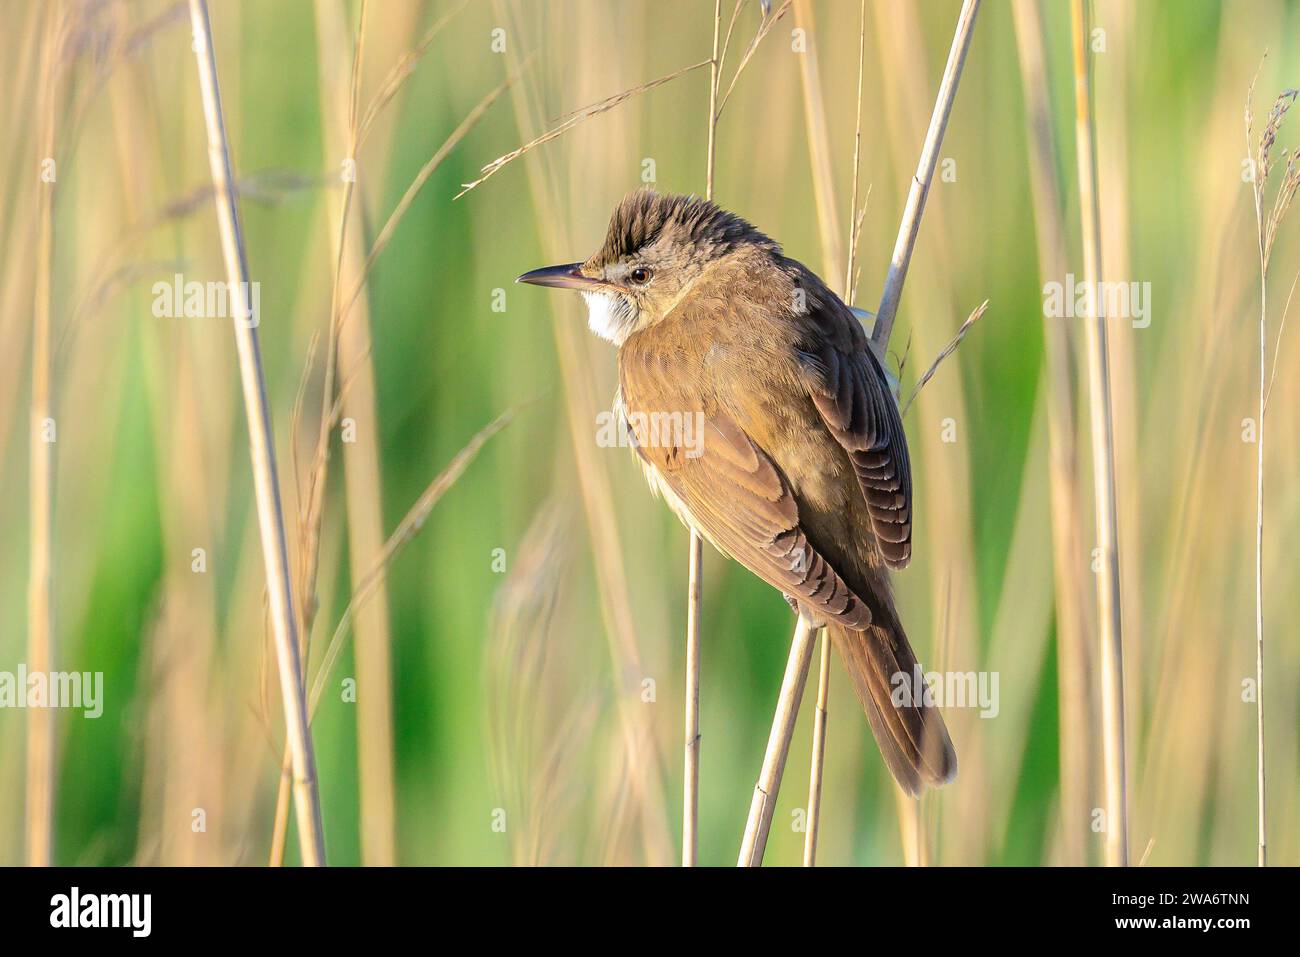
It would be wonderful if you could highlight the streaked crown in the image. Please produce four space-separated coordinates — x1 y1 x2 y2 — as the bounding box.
586 189 779 270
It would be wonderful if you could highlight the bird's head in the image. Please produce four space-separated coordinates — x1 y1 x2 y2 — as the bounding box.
517 189 777 346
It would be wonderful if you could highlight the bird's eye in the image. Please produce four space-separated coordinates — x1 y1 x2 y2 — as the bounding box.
629 266 652 285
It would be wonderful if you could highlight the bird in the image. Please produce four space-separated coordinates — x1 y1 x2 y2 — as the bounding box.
517 189 955 795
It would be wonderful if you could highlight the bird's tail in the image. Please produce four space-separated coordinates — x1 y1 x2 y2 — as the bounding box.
825 615 957 796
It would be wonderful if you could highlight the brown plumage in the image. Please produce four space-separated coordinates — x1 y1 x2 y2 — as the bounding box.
519 189 955 795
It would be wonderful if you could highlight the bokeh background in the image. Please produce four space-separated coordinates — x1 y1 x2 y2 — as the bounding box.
1 0 1297 866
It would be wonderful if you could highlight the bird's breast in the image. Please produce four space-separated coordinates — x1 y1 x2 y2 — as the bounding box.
611 386 724 553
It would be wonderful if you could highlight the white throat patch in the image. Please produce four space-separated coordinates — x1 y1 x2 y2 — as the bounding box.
582 291 632 345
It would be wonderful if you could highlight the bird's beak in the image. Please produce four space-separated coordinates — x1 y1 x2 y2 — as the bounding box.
515 262 606 291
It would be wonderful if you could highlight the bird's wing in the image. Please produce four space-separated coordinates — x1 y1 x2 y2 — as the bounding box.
796 308 913 569
625 405 872 629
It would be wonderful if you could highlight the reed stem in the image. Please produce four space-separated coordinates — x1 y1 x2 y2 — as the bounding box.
738 617 817 866
801 631 831 866
188 0 326 866
1069 0 1128 868
26 0 60 869
1246 76 1273 872
871 0 980 355
1254 200 1268 869
683 0 723 868
743 0 981 869
313 0 397 869
683 537 702 865
1010 0 1093 866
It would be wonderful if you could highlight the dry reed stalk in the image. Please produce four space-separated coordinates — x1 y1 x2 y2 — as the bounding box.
802 633 831 866
297 0 366 638
463 0 788 864
893 785 922 866
298 68 511 540
1249 86 1272 870
682 528 702 866
842 0 867 302
0 2 41 248
1092 1 1142 723
715 1 792 117
339 76 512 322
681 0 724 872
455 57 710 200
743 0 981 868
478 0 787 864
486 0 686 865
272 410 514 863
273 0 373 866
1245 74 1300 868
274 7 504 865
738 617 817 866
313 0 395 868
0 7 44 483
187 0 326 866
870 0 980 355
355 0 470 150
631 0 783 869
0 235 36 477
1009 0 1094 866
873 0 988 864
705 0 722 199
1069 0 1128 868
899 300 988 417
688 0 791 870
790 0 844 281
26 0 62 868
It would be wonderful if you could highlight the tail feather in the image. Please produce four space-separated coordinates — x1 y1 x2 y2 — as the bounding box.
826 620 957 796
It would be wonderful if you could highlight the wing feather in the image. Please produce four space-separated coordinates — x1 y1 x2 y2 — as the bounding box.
798 321 913 569
626 409 872 630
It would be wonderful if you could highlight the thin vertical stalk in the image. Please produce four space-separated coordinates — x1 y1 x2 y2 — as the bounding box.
738 617 817 866
743 0 980 869
1254 206 1267 869
187 0 326 866
1253 239 1263 868
705 0 721 198
313 0 397 870
26 0 60 869
1010 0 1093 866
871 0 981 354
842 0 867 300
683 0 723 868
801 633 831 866
1248 98 1268 873
274 0 371 872
1069 0 1128 868
683 540 702 866
791 0 844 280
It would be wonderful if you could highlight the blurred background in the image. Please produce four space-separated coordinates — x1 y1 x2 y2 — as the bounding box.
0 0 1297 866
